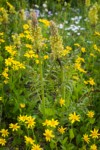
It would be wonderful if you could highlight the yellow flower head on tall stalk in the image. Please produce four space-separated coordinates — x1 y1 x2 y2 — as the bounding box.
85 0 91 7
30 10 43 52
69 112 80 124
82 134 90 144
90 128 100 139
31 144 43 150
88 3 98 26
50 20 64 59
43 129 55 142
0 138 6 146
0 129 9 137
87 110 95 118
90 144 97 150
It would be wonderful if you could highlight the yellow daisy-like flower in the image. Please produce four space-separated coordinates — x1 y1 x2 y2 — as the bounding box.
9 123 20 131
59 98 65 107
81 47 86 53
43 129 55 142
58 126 66 134
0 138 6 146
31 144 43 150
25 116 35 129
44 55 49 60
24 136 34 145
18 115 28 122
90 128 100 139
82 134 90 144
0 129 9 137
90 144 97 150
87 111 95 118
69 112 80 124
42 119 51 126
23 24 29 30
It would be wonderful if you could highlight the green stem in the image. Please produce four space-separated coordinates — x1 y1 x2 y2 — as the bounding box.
61 66 65 100
40 58 45 115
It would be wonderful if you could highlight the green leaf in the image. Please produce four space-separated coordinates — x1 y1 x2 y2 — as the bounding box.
69 128 74 140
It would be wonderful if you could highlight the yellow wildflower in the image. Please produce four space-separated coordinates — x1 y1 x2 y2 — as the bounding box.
18 115 28 122
35 60 39 64
58 126 66 134
31 144 42 150
42 119 51 126
43 129 55 142
0 138 6 146
81 47 86 53
90 144 97 150
9 123 20 131
48 119 59 128
82 134 90 144
90 128 100 139
0 129 9 137
24 50 35 58
23 24 29 30
88 78 95 85
25 116 35 129
39 19 50 27
69 112 80 124
87 111 95 118
44 55 49 60
59 98 65 107
24 136 34 145
90 53 96 57
74 43 80 47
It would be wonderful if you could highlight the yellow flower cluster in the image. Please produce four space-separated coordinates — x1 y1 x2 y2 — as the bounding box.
43 118 59 128
24 136 42 149
9 123 20 131
5 57 25 70
62 46 72 56
5 45 17 56
93 44 100 52
84 77 95 86
75 57 86 73
18 115 36 129
83 128 100 145
0 129 9 137
39 19 50 27
0 138 6 146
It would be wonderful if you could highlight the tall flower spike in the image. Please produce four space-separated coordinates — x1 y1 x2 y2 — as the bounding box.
50 20 64 59
85 0 90 7
88 3 98 26
30 10 38 28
